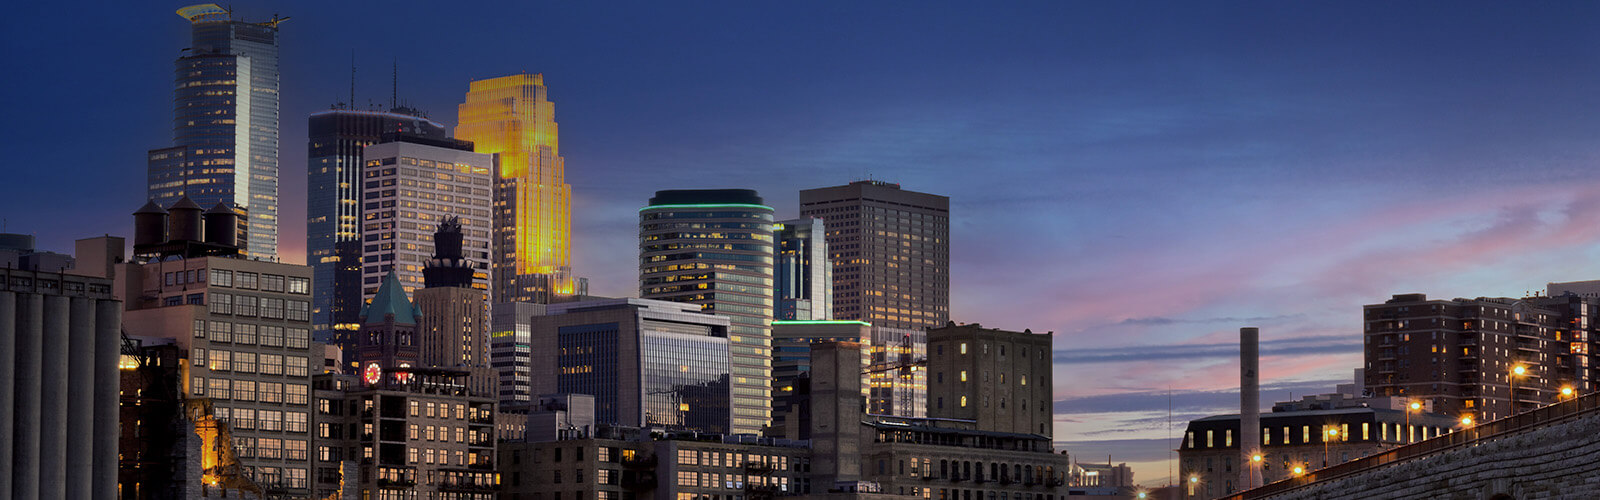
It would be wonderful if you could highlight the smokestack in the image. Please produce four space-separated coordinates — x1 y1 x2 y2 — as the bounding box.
1240 327 1260 489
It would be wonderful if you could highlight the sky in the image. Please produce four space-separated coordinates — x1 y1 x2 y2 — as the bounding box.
7 0 1600 487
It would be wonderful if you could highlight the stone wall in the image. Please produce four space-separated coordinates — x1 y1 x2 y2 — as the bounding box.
1263 413 1600 500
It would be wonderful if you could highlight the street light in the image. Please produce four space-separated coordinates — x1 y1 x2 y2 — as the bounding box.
1406 400 1422 443
1561 386 1574 400
1292 465 1305 475
1510 364 1527 416
1249 454 1262 488
1460 416 1473 426
1323 427 1339 466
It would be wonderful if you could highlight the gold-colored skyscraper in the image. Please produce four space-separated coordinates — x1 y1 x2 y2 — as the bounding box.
458 74 575 303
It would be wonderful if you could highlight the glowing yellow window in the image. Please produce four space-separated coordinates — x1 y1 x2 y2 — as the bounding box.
959 396 968 407
960 371 968 382
960 343 968 355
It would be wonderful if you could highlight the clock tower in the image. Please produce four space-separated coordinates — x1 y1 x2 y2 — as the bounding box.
356 272 421 385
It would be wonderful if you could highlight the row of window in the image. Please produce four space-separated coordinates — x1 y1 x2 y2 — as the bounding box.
193 377 310 405
194 349 310 376
195 320 311 349
208 293 312 321
206 269 310 294
214 406 310 433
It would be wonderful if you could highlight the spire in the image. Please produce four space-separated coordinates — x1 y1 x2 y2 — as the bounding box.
362 272 420 326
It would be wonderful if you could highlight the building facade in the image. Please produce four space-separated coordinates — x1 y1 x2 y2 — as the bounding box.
640 189 777 435
121 255 318 497
1 268 122 500
149 4 284 259
456 74 576 304
498 428 812 500
925 324 1054 438
491 302 547 409
770 320 873 440
359 137 495 304
774 218 832 321
312 372 498 499
1179 404 1460 499
520 299 735 435
1363 293 1594 423
798 181 949 330
307 107 447 345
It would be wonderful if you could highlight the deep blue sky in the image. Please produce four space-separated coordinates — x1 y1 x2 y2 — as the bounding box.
7 1 1600 485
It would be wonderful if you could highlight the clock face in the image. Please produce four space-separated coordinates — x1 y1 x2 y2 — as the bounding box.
363 363 382 385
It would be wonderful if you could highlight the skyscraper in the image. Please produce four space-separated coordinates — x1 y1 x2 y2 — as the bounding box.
357 136 494 305
640 189 776 435
799 181 949 330
306 107 447 344
774 218 832 321
149 4 285 259
456 74 575 304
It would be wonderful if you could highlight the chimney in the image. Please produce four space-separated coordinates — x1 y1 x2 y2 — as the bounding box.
1240 327 1260 489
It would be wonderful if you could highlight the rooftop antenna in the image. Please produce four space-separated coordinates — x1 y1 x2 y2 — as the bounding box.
350 52 356 110
391 60 398 110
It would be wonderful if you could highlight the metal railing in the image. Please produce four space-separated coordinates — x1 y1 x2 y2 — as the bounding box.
1221 391 1600 500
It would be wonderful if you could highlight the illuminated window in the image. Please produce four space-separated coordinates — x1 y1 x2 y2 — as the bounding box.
960 396 968 407
960 371 967 382
960 343 968 355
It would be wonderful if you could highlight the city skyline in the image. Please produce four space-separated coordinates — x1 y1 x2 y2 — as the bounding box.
9 1 1600 487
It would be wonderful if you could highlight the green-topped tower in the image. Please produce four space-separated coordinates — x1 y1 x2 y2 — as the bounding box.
356 272 421 385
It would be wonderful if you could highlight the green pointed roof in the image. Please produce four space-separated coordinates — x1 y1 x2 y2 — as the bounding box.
362 272 420 326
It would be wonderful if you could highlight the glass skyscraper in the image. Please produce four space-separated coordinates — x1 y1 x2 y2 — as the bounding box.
775 217 832 320
640 189 776 435
456 74 576 304
149 4 285 259
306 107 446 344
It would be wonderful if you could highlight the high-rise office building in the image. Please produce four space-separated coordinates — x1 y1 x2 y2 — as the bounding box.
148 4 285 259
1363 293 1595 422
457 74 575 304
866 324 927 418
307 107 447 345
799 181 949 330
516 298 734 434
774 218 832 321
358 136 494 308
640 189 776 435
925 323 1054 437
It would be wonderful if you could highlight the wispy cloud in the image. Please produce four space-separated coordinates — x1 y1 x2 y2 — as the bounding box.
1052 335 1357 364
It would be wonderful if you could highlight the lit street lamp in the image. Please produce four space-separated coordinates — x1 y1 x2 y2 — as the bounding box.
1249 454 1262 488
1561 386 1574 401
1322 427 1339 467
1406 400 1422 443
1510 364 1527 416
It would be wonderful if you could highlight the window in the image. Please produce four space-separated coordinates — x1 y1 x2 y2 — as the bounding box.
210 269 233 287
262 274 285 292
260 326 284 347
287 328 310 349
285 411 308 432
209 350 232 372
208 378 231 399
261 298 285 319
235 323 257 344
233 408 256 429
259 382 283 403
235 352 256 373
233 380 256 401
677 449 698 465
235 295 258 317
960 396 968 407
260 354 283 375
193 320 206 339
960 371 968 382
259 410 283 431
287 356 308 377
192 377 205 396
960 343 968 354
286 384 309 405
209 293 232 315
288 277 310 294
287 301 310 322
237 272 258 289
193 348 206 367
1207 430 1214 447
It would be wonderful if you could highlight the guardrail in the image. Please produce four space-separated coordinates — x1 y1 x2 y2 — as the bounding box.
1221 391 1600 500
